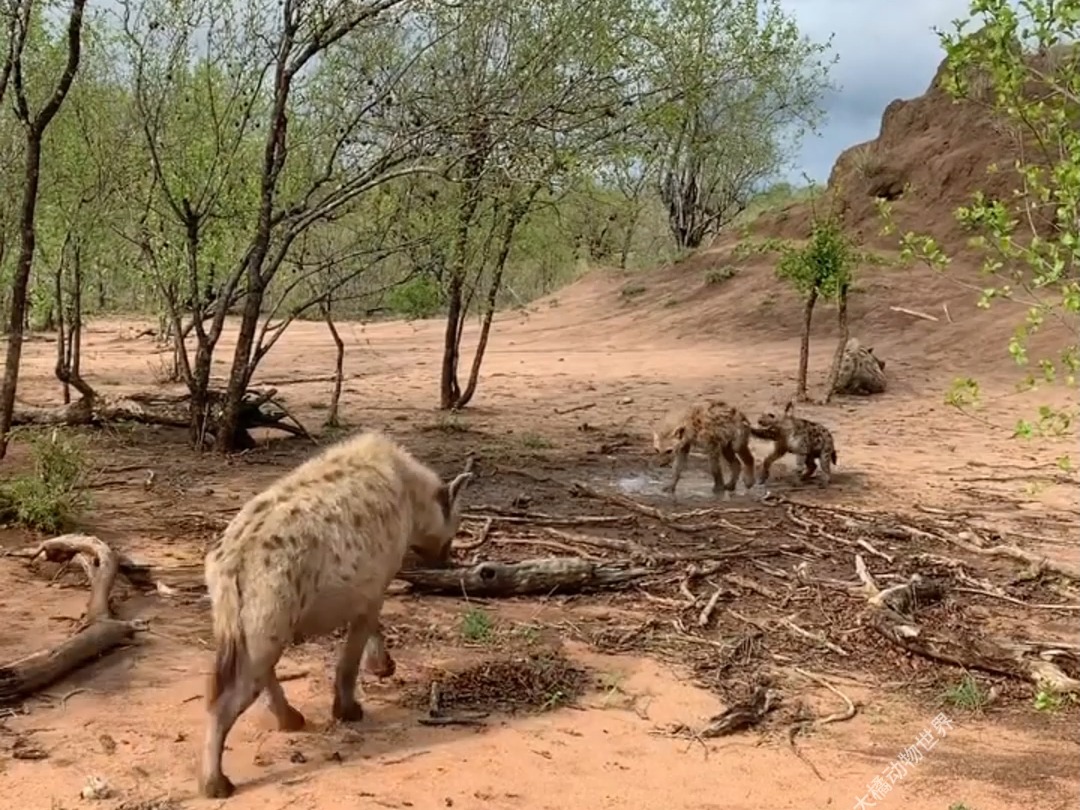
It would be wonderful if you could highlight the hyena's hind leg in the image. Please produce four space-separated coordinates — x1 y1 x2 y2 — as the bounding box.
817 447 834 487
756 444 785 486
262 669 306 731
200 640 283 798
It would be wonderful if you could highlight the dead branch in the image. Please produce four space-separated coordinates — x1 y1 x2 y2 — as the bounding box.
699 685 780 737
780 618 849 657
889 305 939 322
953 587 1080 612
10 388 310 448
554 403 596 415
723 574 780 601
396 557 653 597
940 531 1080 582
790 667 857 726
0 534 144 706
453 517 493 552
697 586 724 627
862 565 1080 694
463 509 632 527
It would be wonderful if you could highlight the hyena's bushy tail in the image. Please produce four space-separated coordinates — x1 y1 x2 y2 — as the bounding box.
206 567 247 704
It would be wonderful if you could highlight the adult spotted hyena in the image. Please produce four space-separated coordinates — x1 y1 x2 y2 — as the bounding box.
199 431 472 798
831 337 887 396
652 399 757 497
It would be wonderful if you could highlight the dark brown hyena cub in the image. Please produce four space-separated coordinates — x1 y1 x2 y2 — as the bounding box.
652 399 756 497
750 401 838 487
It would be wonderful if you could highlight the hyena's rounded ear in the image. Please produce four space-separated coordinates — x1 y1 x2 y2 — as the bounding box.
673 425 686 439
783 400 795 416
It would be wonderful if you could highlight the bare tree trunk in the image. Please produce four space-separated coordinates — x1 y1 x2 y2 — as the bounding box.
441 177 483 410
216 278 264 451
0 135 47 459
824 282 850 403
795 289 818 403
618 206 641 270
0 0 88 460
455 191 538 409
54 241 71 405
321 298 345 428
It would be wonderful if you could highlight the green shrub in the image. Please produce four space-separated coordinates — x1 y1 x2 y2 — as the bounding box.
0 429 90 533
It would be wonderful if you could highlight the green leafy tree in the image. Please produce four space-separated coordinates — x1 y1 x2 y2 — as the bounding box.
405 0 656 410
878 0 1079 462
646 0 834 251
740 189 875 402
0 0 89 461
117 0 427 450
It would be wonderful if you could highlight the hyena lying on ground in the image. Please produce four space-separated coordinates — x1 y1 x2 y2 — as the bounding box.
750 401 838 487
199 431 473 798
652 399 756 497
831 337 887 396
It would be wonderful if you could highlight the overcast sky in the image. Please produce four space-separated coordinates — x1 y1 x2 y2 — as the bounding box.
781 0 975 183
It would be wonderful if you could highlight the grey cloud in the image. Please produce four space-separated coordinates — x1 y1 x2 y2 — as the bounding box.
782 0 975 181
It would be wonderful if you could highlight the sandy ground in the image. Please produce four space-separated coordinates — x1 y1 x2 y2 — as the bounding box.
1 263 1078 810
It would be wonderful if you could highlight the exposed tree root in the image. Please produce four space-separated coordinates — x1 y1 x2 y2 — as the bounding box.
856 557 1080 694
0 534 145 707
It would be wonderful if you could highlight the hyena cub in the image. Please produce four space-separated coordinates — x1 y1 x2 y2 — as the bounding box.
750 401 838 487
199 431 472 799
652 400 756 497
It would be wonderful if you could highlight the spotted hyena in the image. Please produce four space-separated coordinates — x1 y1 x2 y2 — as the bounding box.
750 401 838 487
831 337 887 396
199 431 472 798
652 399 756 497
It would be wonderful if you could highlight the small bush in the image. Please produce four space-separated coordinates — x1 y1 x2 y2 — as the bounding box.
939 672 990 713
705 266 737 285
384 274 444 320
460 607 495 642
0 429 90 533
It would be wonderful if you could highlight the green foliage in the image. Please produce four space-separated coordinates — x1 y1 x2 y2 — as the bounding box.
939 672 991 713
0 429 89 532
705 266 738 285
644 0 835 249
460 607 495 642
775 214 856 299
742 189 865 301
1032 686 1076 712
384 275 444 321
878 0 1080 438
0 0 836 424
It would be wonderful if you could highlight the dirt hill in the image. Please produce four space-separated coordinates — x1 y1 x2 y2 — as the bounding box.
752 55 1021 250
541 53 1071 383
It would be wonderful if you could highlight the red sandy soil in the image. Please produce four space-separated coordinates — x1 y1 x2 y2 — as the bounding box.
1 255 1077 810
2 54 1079 810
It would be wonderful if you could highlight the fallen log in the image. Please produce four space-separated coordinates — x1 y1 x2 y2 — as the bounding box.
396 557 653 596
11 387 310 448
0 534 145 707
